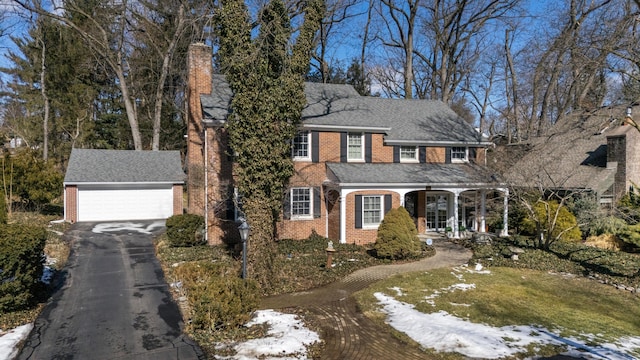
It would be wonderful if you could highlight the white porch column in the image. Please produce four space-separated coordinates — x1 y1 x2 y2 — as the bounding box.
339 191 347 244
472 191 478 231
480 190 487 233
501 188 509 237
451 189 462 238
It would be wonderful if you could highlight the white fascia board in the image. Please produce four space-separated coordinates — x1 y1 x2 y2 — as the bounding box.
64 181 184 186
384 139 494 147
300 124 391 133
334 182 505 188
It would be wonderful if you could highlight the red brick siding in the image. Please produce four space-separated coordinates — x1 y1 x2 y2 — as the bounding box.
172 184 183 215
372 133 393 162
345 190 400 245
426 147 446 163
186 43 212 216
65 185 77 223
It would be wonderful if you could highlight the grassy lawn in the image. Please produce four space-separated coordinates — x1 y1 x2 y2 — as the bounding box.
354 265 640 358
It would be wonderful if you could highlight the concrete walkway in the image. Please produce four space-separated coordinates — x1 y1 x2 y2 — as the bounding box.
260 240 473 359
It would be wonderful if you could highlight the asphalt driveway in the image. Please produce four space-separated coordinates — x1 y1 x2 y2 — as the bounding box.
18 221 203 360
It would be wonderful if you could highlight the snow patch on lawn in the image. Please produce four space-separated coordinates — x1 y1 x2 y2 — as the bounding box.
215 309 320 360
0 324 33 360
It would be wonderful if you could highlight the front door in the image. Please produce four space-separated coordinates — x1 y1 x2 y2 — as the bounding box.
425 194 448 232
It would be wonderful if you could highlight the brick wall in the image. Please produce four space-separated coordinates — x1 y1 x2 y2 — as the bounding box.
65 185 77 223
345 190 400 245
186 43 212 216
427 147 445 163
608 135 627 200
172 184 183 216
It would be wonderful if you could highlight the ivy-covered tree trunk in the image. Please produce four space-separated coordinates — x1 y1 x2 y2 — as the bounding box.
215 0 324 292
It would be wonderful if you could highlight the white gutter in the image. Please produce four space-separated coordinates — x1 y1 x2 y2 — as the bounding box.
300 124 391 133
384 139 494 146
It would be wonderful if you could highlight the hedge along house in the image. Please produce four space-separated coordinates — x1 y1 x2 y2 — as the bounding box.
64 149 185 222
186 43 508 245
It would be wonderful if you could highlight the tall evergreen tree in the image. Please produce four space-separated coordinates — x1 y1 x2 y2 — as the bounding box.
215 0 324 291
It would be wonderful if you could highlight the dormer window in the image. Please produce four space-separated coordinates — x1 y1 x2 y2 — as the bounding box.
400 146 418 162
451 147 468 162
292 131 311 160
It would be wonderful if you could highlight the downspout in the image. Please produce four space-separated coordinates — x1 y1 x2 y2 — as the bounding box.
204 127 208 243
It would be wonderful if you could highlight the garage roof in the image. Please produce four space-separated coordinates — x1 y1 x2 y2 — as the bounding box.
64 149 185 184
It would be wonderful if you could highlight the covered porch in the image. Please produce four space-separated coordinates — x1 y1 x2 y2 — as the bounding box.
325 162 508 244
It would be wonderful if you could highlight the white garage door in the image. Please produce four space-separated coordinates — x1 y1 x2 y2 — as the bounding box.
77 184 173 222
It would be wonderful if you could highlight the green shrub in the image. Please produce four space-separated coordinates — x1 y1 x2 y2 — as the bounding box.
616 223 640 252
0 224 47 312
175 262 260 331
6 149 63 208
520 200 582 243
166 214 205 247
588 216 627 236
374 206 421 260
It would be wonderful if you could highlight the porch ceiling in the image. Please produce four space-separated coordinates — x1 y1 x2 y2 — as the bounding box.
325 162 502 187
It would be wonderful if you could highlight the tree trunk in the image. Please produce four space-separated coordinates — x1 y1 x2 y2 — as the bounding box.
40 33 49 160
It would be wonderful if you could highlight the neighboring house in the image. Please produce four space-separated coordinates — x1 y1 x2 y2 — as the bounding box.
186 43 507 245
494 105 640 207
64 149 185 222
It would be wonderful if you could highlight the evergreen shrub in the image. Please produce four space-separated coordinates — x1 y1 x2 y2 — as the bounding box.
174 262 259 330
166 214 205 247
520 200 582 242
0 224 47 312
374 206 421 260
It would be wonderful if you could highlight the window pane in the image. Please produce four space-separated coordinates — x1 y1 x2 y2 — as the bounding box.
292 188 311 216
348 133 362 159
363 196 381 225
451 147 466 160
400 146 416 160
293 132 309 158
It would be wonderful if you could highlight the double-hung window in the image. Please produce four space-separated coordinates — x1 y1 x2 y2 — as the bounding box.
400 146 418 162
291 187 312 219
292 131 311 160
451 147 468 162
347 132 364 162
363 195 382 226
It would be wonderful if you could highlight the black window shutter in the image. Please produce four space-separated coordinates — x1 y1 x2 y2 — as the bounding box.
419 146 427 163
355 195 362 229
469 147 477 163
445 147 452 164
384 194 392 214
311 131 320 163
313 187 321 218
283 189 291 220
365 133 372 163
393 146 400 163
340 132 347 163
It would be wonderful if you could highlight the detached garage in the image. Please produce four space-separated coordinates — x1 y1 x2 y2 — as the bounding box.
64 149 185 222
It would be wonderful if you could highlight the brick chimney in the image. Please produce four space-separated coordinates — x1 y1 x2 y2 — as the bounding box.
186 43 212 216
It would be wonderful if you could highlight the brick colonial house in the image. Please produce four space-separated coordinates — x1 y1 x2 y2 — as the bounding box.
186 43 507 245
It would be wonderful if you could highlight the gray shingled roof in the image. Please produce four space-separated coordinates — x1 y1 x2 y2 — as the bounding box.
64 149 185 184
200 75 485 145
326 162 501 186
494 107 624 193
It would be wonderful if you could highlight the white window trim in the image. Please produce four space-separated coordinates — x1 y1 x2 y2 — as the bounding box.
451 147 468 163
347 132 365 162
292 131 311 161
362 195 383 229
400 146 419 163
290 187 314 220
